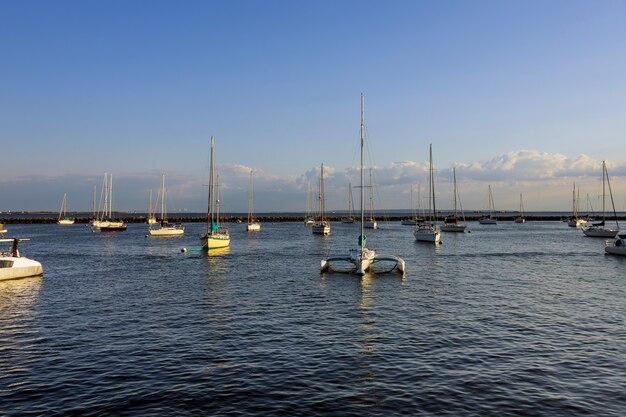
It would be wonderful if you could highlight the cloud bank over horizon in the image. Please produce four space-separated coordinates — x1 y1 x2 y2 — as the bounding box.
2 150 625 213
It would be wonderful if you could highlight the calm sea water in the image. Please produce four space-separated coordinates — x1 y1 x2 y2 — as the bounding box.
1 221 625 416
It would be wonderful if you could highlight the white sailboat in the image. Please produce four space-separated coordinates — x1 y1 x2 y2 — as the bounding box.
605 233 626 256
341 183 355 223
149 173 185 237
414 144 441 243
321 94 405 276
201 137 230 250
478 185 497 224
0 238 43 281
567 184 587 228
246 170 261 232
514 193 526 223
401 185 422 225
92 173 127 232
304 182 315 226
441 167 467 232
57 193 75 225
364 168 378 229
147 189 157 224
312 164 331 235
583 160 619 238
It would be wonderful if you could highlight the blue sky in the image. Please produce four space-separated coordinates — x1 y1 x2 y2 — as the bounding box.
1 1 626 212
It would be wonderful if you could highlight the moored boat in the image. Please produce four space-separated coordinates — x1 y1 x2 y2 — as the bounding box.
201 137 230 250
0 238 43 281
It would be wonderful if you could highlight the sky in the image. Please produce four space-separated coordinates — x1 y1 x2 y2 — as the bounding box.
1 0 626 213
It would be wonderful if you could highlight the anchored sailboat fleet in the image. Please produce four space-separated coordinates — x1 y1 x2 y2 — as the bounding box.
321 95 405 275
200 137 230 250
92 173 127 232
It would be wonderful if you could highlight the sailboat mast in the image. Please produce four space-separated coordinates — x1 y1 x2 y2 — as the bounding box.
429 144 435 225
248 170 253 223
93 185 96 219
102 173 109 219
320 164 325 222
109 174 113 219
360 94 365 252
453 168 458 220
602 160 606 223
207 137 215 233
160 173 166 222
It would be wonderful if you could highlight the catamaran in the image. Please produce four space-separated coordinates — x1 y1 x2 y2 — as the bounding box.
478 185 497 224
583 161 619 238
414 144 441 243
246 170 261 232
148 173 185 237
441 167 467 232
341 183 355 223
0 238 43 281
200 137 230 250
321 94 405 275
514 193 526 223
57 193 75 225
312 164 331 235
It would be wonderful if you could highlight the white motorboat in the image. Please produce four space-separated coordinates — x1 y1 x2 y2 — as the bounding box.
201 137 230 250
441 167 467 233
149 173 184 237
605 234 626 256
57 193 75 225
0 238 43 281
478 185 497 224
321 95 405 276
312 164 331 235
582 161 619 238
246 170 261 232
414 144 441 243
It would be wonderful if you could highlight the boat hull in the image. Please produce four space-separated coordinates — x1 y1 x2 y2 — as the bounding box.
201 233 230 250
583 227 619 238
364 220 378 229
0 257 43 281
58 219 75 225
149 227 184 237
246 222 261 232
441 224 466 232
414 227 441 243
312 222 330 235
514 217 526 223
478 218 497 225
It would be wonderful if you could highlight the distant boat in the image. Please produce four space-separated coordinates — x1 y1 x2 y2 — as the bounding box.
514 193 526 223
304 182 314 226
200 137 230 250
148 173 185 237
312 164 331 235
321 94 405 276
478 185 497 224
567 184 587 228
364 168 378 229
341 183 355 223
414 144 441 243
57 193 75 225
441 167 467 232
0 224 7 235
583 161 619 238
92 173 127 232
605 233 626 256
147 189 157 225
0 238 43 281
401 184 422 226
246 170 261 232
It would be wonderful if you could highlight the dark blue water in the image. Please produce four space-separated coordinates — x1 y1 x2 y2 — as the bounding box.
1 222 625 416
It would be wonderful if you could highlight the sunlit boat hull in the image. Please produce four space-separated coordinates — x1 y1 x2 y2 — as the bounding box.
58 219 75 225
312 222 330 235
149 226 184 237
200 233 230 250
0 257 43 281
583 226 619 238
246 222 261 232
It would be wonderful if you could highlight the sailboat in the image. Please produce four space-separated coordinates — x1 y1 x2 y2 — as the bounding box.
401 185 421 225
364 169 378 229
57 193 75 225
514 193 526 223
92 173 127 232
312 164 331 235
148 173 185 237
246 170 261 232
414 144 441 243
341 183 355 223
441 168 467 232
605 233 626 256
582 160 619 238
147 189 157 224
567 184 587 228
478 185 497 224
201 137 230 250
321 94 405 275
304 182 315 226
